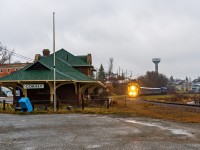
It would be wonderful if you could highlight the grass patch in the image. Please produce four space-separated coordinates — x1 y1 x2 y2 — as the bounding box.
1 94 200 123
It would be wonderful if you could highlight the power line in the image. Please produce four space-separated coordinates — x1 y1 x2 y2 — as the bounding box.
1 47 33 61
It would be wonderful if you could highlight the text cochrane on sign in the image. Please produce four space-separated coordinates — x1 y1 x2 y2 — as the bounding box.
23 84 44 89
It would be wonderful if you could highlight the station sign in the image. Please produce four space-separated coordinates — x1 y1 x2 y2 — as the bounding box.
23 84 44 89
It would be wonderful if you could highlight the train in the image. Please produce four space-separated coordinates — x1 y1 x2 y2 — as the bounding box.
128 82 167 97
127 83 140 97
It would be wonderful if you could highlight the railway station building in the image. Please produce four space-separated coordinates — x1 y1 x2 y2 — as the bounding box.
0 49 105 105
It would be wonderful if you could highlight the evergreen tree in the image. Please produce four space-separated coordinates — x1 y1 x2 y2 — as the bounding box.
121 72 125 80
170 76 174 82
98 64 106 82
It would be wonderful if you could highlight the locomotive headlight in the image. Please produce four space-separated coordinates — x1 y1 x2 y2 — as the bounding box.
128 83 139 97
128 91 138 97
132 91 137 96
131 86 136 91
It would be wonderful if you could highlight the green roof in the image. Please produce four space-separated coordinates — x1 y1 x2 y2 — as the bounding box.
55 49 91 67
76 55 87 63
0 49 95 82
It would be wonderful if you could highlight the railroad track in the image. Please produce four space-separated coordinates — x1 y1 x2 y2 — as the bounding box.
139 99 200 108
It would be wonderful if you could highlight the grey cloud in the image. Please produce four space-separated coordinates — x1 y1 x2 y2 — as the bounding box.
0 0 200 79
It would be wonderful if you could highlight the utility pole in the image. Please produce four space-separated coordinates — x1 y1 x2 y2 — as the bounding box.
53 12 57 112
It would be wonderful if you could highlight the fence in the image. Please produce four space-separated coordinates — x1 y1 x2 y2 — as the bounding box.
0 100 12 110
1 95 112 111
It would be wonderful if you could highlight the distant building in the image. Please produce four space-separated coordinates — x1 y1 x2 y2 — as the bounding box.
172 79 192 91
191 80 200 93
182 81 192 91
0 63 31 77
192 84 200 93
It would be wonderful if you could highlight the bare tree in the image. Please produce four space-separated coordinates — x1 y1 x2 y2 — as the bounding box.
0 42 14 64
137 71 168 87
108 57 114 78
13 60 21 63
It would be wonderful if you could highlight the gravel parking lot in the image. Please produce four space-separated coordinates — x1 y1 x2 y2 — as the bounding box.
0 114 200 150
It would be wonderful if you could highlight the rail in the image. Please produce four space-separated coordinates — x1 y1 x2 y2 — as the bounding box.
140 99 200 108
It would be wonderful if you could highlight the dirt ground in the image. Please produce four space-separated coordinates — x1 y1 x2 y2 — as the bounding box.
0 114 200 150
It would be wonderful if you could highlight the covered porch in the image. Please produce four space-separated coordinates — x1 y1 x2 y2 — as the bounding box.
0 80 105 106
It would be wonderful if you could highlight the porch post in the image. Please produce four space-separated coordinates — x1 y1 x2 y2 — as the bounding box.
47 81 54 104
50 93 54 103
77 83 82 105
23 89 27 97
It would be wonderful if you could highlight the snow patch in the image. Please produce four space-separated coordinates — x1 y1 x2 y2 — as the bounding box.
124 119 192 137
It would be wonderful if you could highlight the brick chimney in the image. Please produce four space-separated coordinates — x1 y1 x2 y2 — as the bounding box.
86 54 92 65
34 54 40 62
43 49 50 56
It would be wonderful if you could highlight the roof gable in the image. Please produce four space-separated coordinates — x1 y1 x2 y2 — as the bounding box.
25 61 51 71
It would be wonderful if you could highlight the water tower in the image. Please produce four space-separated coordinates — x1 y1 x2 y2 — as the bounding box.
152 58 161 73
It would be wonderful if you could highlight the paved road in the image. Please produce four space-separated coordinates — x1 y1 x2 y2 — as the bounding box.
0 114 200 150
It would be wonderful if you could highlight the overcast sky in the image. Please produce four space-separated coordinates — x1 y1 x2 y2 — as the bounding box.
0 0 200 80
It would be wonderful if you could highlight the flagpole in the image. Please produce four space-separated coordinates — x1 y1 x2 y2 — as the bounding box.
53 12 57 112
